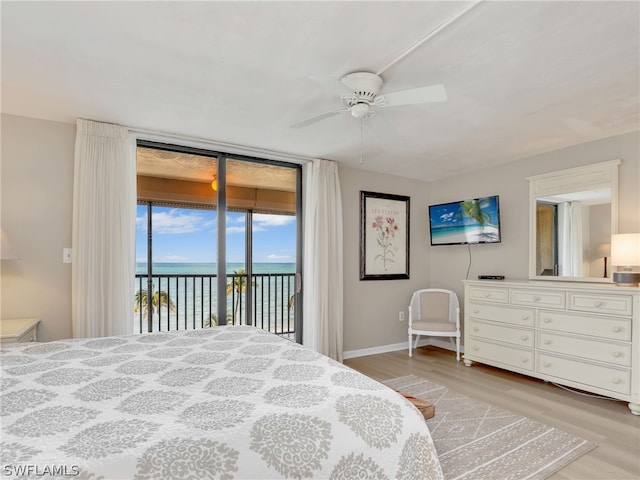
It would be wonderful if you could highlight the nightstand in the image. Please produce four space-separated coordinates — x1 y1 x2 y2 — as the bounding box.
0 318 41 344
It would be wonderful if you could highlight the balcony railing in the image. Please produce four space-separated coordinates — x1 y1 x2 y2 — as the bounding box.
134 272 296 336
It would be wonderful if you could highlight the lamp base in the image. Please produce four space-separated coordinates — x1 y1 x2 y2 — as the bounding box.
613 272 640 286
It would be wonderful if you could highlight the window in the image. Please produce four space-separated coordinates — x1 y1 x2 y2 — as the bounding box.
135 142 301 339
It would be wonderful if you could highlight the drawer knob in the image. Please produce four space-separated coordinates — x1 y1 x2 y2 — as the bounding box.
521 335 529 341
473 326 479 332
542 362 551 368
473 346 479 351
533 296 541 302
484 293 491 298
474 308 480 314
543 339 551 345
613 351 621 358
613 326 622 333
521 315 529 320
521 357 528 363
543 318 551 323
594 301 603 307
613 378 622 385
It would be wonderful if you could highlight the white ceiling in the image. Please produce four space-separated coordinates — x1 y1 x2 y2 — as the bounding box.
2 1 638 181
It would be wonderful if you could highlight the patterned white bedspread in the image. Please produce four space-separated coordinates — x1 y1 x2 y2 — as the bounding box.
0 326 442 479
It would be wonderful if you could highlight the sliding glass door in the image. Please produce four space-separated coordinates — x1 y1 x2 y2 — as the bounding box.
135 142 302 340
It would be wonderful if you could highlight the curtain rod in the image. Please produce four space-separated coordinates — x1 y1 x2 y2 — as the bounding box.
128 125 314 165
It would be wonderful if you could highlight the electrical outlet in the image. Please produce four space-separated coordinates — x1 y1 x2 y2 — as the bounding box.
399 311 405 322
63 248 72 264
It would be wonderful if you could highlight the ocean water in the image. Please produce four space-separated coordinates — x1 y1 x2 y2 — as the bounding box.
134 262 296 334
430 224 497 238
430 225 469 238
136 262 296 275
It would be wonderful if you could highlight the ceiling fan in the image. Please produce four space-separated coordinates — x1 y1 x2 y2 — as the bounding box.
290 72 447 129
290 1 481 130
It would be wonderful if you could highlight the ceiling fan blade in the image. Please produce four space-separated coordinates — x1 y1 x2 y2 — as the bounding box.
308 75 355 96
379 84 447 107
290 109 348 129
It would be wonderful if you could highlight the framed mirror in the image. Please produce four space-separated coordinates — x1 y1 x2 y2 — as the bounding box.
527 159 621 282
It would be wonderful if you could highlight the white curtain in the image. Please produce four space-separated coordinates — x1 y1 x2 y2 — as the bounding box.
302 159 344 361
72 119 136 338
558 201 583 277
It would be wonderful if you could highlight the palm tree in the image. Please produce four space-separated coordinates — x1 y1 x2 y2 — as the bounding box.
287 294 295 311
134 286 176 318
226 269 256 324
204 314 218 328
456 199 492 226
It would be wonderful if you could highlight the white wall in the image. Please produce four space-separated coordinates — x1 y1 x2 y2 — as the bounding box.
339 166 432 353
428 131 640 304
341 131 638 354
1 114 76 341
2 113 638 350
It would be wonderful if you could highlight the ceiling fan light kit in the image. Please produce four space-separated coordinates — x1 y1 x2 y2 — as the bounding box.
350 102 371 118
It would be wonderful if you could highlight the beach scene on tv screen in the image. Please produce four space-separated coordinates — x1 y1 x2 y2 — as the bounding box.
430 196 500 245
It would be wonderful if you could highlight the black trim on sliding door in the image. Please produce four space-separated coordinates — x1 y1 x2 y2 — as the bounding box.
295 165 303 345
216 155 227 325
245 210 253 326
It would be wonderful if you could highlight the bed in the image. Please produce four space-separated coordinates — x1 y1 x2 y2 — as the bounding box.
0 325 443 479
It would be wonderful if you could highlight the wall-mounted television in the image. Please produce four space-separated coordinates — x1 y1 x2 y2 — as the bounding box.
429 195 501 246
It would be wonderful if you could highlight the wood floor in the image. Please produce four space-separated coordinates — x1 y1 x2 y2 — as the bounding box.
345 346 640 480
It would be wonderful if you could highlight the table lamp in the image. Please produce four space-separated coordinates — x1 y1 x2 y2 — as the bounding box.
611 233 640 286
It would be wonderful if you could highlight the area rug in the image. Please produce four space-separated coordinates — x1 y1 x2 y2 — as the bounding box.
383 375 597 480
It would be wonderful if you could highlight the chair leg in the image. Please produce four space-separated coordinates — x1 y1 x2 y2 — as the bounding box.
414 334 421 350
456 336 461 361
408 333 412 358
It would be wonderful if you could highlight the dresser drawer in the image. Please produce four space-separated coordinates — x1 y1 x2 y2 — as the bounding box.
467 338 534 371
568 292 633 316
510 289 566 309
537 353 631 395
468 286 509 303
538 332 631 367
469 319 534 347
468 302 534 327
536 310 631 341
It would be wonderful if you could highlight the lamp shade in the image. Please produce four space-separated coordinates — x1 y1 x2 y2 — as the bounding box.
611 233 640 267
1 229 18 260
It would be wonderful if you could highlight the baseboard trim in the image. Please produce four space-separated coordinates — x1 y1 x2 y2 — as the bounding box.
428 338 465 353
343 338 464 360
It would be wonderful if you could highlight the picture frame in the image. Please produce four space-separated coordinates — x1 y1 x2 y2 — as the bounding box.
360 191 410 280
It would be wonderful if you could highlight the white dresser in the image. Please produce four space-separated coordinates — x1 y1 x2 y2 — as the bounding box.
463 280 640 415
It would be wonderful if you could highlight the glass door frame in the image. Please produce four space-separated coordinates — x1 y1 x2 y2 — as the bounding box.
222 155 302 341
136 140 303 341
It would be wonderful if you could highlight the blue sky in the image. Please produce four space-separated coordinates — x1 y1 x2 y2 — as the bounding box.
136 205 296 264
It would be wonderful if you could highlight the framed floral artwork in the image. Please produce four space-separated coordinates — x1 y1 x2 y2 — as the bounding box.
360 191 410 280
